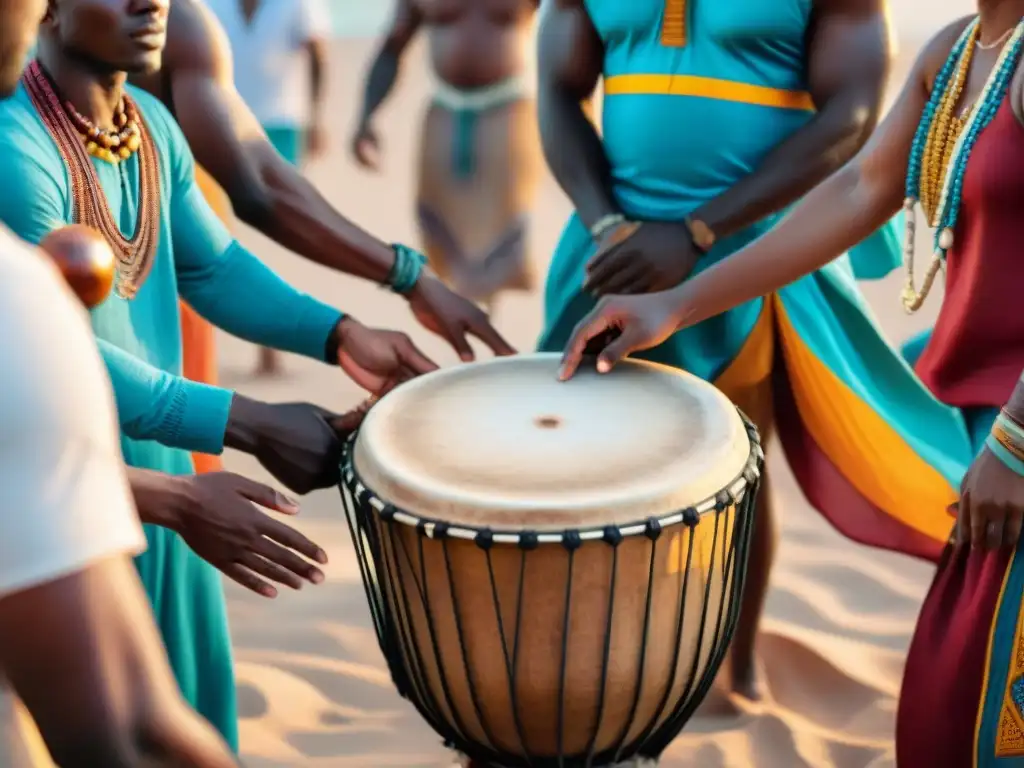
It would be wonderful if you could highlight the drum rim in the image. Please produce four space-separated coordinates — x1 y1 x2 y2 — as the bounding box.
339 409 763 547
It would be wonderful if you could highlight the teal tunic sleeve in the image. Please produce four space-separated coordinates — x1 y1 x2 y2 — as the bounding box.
0 103 233 453
157 106 343 362
98 340 233 455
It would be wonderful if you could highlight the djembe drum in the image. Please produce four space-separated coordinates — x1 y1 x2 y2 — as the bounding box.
339 354 763 767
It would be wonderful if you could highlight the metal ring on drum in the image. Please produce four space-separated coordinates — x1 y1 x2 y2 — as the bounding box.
338 353 764 767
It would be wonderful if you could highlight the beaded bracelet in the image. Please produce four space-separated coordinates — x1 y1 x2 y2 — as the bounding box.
386 243 427 295
987 410 1024 477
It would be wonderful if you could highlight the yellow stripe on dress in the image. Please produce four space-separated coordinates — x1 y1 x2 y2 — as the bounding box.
661 0 687 47
772 297 957 543
603 74 815 111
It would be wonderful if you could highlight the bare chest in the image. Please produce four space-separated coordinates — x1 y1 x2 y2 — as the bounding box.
414 0 535 26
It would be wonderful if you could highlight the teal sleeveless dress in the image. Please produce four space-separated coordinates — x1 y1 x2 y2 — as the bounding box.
539 0 972 562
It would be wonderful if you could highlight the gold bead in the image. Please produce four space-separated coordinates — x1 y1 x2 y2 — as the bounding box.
126 134 141 152
85 141 98 155
118 146 131 159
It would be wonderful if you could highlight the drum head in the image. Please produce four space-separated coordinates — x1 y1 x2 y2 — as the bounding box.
353 353 749 530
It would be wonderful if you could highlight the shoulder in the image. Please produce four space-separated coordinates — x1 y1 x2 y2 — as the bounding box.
916 16 975 92
165 0 229 76
0 84 65 174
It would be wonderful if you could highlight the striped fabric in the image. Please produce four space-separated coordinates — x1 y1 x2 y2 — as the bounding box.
661 0 687 46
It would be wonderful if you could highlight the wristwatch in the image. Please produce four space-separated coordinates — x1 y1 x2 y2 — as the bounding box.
685 216 716 254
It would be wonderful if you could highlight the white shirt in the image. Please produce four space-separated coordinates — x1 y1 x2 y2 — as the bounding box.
206 0 331 129
0 226 145 766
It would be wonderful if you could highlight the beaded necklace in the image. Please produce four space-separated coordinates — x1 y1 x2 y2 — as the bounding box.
22 61 161 300
65 98 142 165
901 17 1024 313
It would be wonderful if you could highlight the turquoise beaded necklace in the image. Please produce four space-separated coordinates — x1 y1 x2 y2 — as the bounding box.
900 17 1024 313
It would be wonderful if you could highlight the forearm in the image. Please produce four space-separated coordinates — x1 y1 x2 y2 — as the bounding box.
674 160 899 327
99 340 233 454
539 87 618 231
358 50 400 125
236 145 397 283
692 100 877 239
178 240 342 361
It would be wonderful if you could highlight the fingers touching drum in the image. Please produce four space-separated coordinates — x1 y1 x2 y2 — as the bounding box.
339 353 764 766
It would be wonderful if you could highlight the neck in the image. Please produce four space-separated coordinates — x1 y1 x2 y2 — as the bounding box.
977 0 1024 43
37 38 126 130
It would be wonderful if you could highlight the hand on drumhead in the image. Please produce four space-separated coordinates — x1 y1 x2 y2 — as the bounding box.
954 445 1024 550
558 292 683 381
334 317 439 394
407 275 516 361
130 469 327 598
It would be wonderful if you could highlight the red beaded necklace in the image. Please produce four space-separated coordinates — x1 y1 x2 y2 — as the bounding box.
22 60 161 300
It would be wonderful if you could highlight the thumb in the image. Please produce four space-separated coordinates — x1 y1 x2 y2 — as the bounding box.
596 328 643 373
397 336 440 375
229 474 300 514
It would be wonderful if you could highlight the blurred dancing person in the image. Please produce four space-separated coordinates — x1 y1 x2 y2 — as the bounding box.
353 0 542 310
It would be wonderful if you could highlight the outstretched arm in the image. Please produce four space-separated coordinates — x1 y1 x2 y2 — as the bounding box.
537 0 615 233
354 0 422 137
161 0 397 283
156 0 514 360
149 90 343 360
689 0 892 239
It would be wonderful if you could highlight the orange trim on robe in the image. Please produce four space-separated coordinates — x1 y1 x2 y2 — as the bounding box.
182 165 231 474
771 297 957 545
710 296 956 552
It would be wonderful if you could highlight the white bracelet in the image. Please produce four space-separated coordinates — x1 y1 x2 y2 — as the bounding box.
590 213 626 241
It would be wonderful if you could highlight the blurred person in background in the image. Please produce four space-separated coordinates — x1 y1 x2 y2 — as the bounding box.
352 0 543 312
204 0 331 375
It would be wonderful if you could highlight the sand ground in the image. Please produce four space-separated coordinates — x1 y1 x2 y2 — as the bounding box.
217 23 963 768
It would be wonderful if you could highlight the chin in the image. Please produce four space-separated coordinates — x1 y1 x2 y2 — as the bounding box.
121 49 163 76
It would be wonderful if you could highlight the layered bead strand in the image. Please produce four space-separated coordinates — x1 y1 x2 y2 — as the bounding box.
918 23 978 223
900 18 1024 313
65 97 143 164
22 61 161 299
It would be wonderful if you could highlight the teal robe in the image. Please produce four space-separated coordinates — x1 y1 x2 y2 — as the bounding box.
0 80 343 748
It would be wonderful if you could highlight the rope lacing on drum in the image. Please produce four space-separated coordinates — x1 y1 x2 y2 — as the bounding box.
338 411 764 767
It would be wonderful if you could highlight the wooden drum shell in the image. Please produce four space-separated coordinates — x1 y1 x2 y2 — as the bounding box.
340 356 762 766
